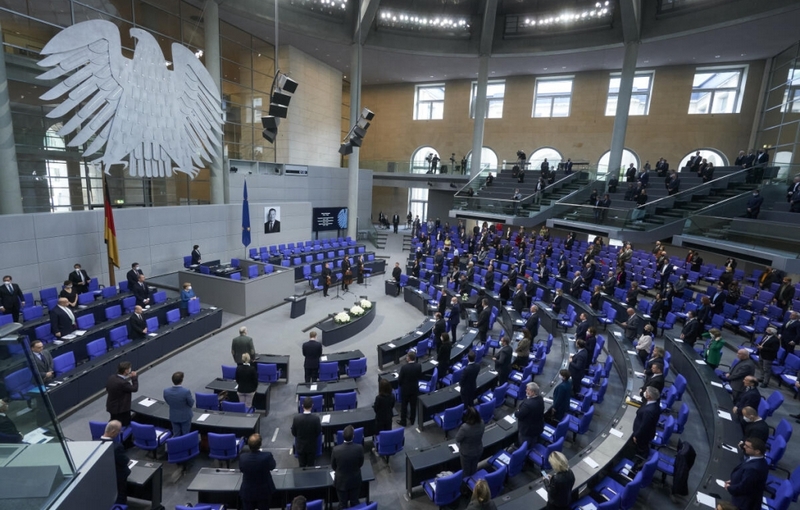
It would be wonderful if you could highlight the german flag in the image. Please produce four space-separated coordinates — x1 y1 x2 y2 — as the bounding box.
104 179 120 268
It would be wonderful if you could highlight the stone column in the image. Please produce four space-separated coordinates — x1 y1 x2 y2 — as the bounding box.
0 19 23 214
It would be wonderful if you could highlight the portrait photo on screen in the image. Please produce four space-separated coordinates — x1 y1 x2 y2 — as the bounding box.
264 206 281 233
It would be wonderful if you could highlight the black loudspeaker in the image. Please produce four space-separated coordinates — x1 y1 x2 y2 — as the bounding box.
261 116 280 129
271 91 292 106
361 107 375 121
353 126 367 138
269 103 288 118
262 128 277 143
350 136 363 147
279 75 299 94
339 142 353 155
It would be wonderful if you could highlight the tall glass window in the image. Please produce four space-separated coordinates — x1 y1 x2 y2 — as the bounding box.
414 84 445 120
780 68 800 113
533 77 573 118
466 147 499 172
605 71 654 116
688 66 747 114
677 149 729 169
470 80 505 119
597 149 640 176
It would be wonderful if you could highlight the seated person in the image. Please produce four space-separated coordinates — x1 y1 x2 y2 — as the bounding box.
59 281 78 308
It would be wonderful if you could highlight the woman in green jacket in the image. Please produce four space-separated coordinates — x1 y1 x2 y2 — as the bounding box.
705 328 725 368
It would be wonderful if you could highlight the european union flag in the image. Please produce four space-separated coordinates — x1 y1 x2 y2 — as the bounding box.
242 180 251 247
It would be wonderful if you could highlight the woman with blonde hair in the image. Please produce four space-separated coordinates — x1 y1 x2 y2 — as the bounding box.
545 451 575 510
235 353 258 409
467 479 497 510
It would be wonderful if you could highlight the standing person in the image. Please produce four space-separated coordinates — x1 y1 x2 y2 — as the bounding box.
455 407 485 477
392 213 400 234
132 274 151 307
632 386 661 459
231 326 255 365
494 336 513 386
432 312 446 350
163 371 194 437
680 311 702 348
341 256 352 292
467 479 497 510
191 245 202 265
725 438 769 510
179 282 196 317
106 361 138 426
30 340 55 383
302 331 323 383
50 297 76 339
568 339 589 397
476 298 491 344
100 420 131 506
238 433 276 510
235 354 258 410
726 350 757 401
397 351 422 427
460 351 480 407
525 305 540 339
68 263 91 294
292 397 322 467
0 275 24 322
745 189 763 218
635 325 654 366
126 262 144 289
355 255 365 284
548 370 572 424
437 333 452 381
321 262 332 297
545 451 575 510
515 382 544 448
703 328 725 368
621 308 642 343
756 328 780 388
373 379 395 435
129 305 148 340
448 297 461 344
331 425 364 509
392 262 402 297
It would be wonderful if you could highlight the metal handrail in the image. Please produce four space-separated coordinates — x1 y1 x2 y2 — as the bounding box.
643 167 750 209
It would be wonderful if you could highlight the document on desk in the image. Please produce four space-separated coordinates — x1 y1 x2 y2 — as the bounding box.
710 381 723 388
128 459 138 469
674 338 684 343
74 330 87 336
721 443 738 453
310 384 318 391
448 444 459 454
321 415 331 424
456 344 465 349
695 360 707 365
453 385 461 393
430 360 439 366
717 410 733 421
583 457 600 469
148 333 157 337
536 487 548 501
320 356 328 362
23 428 52 444
392 372 398 378
634 371 645 378
197 413 210 422
785 374 798 382
62 334 76 340
627 350 637 355
503 415 516 424
387 343 396 348
543 397 553 404
139 398 158 407
609 428 624 438
330 471 335 481
415 331 423 335
696 492 717 508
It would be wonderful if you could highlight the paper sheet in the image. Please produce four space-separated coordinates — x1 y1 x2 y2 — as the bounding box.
449 444 459 454
785 374 798 382
148 333 157 337
430 360 439 366
696 492 717 508
453 385 461 392
139 398 157 407
717 410 733 421
321 356 328 362
456 344 465 349
710 381 723 388
695 360 707 365
583 457 599 469
23 428 51 444
415 331 423 335
197 413 210 422
716 479 726 488
609 428 624 438
128 459 138 469
321 415 331 424
627 350 637 355
674 338 684 343
581 503 597 510
536 487 549 501
634 371 645 378
387 343 396 348
721 443 738 453
310 384 317 391
504 415 516 424
392 372 398 378
74 330 86 336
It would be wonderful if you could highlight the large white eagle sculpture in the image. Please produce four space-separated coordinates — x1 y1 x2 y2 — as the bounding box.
37 20 224 179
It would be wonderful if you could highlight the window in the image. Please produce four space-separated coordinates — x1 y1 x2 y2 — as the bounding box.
688 66 747 114
528 147 563 172
774 151 793 180
781 68 800 113
470 80 505 119
410 146 439 174
409 147 436 219
677 149 728 170
533 77 573 118
414 84 445 120
466 147 499 172
597 149 640 176
605 71 654 116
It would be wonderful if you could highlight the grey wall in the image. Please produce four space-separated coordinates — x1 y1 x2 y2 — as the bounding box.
428 190 457 223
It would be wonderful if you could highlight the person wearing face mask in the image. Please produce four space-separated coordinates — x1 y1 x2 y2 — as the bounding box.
59 280 78 308
745 189 764 219
179 282 196 317
739 407 769 445
126 262 144 289
68 263 91 294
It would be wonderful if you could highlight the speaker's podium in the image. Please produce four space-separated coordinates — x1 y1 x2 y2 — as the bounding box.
385 280 399 296
285 295 307 318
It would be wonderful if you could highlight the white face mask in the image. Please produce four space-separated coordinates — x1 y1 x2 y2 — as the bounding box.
186 287 192 291
134 266 140 271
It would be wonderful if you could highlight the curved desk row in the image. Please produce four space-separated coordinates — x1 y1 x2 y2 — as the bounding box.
318 302 377 347
378 329 479 387
376 318 436 369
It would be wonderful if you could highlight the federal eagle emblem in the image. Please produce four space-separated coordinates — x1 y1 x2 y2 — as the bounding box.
37 20 224 179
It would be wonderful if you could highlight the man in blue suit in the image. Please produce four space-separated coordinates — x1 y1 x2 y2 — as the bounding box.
632 386 661 458
163 371 195 436
725 437 769 510
239 433 276 510
448 296 461 344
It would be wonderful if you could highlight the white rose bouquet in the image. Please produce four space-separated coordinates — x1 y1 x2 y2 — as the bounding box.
334 312 351 324
360 299 372 309
350 305 365 317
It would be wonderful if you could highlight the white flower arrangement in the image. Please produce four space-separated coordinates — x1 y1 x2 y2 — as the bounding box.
334 312 351 324
360 299 372 309
350 305 365 317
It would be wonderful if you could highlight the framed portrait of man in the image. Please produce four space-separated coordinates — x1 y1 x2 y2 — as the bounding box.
264 207 281 233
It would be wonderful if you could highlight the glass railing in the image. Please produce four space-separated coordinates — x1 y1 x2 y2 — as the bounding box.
0 324 76 506
360 160 473 176
549 203 642 228
683 215 800 255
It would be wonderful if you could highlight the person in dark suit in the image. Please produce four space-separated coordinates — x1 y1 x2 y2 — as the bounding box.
437 333 452 380
568 339 589 396
397 351 423 427
512 284 527 314
126 263 144 289
391 262 402 297
726 349 757 402
552 289 565 314
50 297 76 339
584 327 598 363
667 173 680 195
292 397 322 467
163 371 195 436
632 386 661 458
641 364 664 397
574 313 589 341
331 425 365 508
569 272 584 299
476 298 491 344
448 297 461 343
100 420 130 505
781 311 799 362
265 208 281 233
740 407 769 444
0 399 22 441
239 433 277 510
373 379 396 434
392 213 400 234
622 308 642 343
131 274 151 307
524 305 540 340
231 326 256 365
129 305 148 340
106 361 138 426
710 284 726 315
774 277 796 311
745 189 764 218
0 275 25 322
757 327 781 387
190 245 201 265
322 262 333 297
456 407 485 477
59 280 78 308
460 351 480 406
302 331 323 383
494 336 513 386
545 451 575 510
680 311 702 348
549 370 572 424
732 377 761 422
725 437 769 510
433 312 446 349
30 339 55 383
483 266 495 290
515 382 544 447
68 263 91 294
